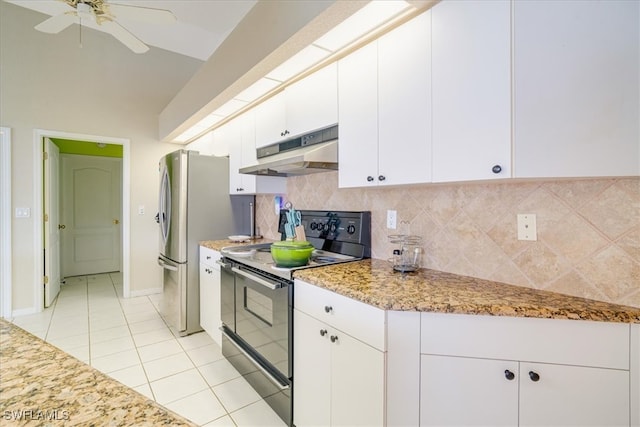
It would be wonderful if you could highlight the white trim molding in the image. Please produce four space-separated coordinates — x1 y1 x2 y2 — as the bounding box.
33 129 131 313
0 127 11 318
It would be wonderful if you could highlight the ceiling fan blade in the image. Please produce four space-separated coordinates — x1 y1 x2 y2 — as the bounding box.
106 3 176 24
101 20 149 54
35 13 78 34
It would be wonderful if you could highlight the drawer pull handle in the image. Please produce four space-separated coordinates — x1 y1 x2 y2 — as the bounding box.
320 329 327 337
330 335 338 343
504 370 515 381
324 306 333 313
529 371 540 382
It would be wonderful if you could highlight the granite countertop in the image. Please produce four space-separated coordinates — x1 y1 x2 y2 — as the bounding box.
0 319 196 427
200 238 276 252
293 258 640 323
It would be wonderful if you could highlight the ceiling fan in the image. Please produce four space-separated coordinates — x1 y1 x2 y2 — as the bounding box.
34 0 176 54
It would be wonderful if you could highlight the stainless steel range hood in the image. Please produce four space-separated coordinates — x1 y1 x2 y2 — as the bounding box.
239 125 338 177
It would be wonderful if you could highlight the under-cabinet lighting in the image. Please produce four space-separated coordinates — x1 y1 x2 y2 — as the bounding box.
265 44 332 82
175 113 224 143
172 0 415 143
234 77 281 102
313 0 411 51
213 98 248 117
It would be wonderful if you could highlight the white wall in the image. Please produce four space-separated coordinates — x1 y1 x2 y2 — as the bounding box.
0 2 203 312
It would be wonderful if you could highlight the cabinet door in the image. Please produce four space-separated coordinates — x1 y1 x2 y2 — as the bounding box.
222 117 245 195
431 0 511 182
519 362 629 427
199 261 219 342
331 329 385 427
293 309 331 427
254 92 287 148
514 0 639 178
338 41 379 188
378 11 432 186
420 355 518 427
286 62 338 136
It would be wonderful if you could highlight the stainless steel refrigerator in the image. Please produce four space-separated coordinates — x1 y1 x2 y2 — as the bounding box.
157 149 253 336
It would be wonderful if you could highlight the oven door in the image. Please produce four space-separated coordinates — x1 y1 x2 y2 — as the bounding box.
232 265 291 379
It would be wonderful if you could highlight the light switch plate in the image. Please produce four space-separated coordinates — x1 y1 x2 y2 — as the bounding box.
15 207 31 218
517 214 537 241
387 210 397 229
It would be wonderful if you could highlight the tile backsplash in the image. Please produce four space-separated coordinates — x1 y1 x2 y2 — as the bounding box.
255 172 640 309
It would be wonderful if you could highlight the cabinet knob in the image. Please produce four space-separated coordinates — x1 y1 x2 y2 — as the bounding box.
492 165 502 174
378 175 386 181
236 188 244 192
528 371 540 382
206 256 211 260
367 176 374 182
324 306 333 313
319 329 328 337
330 335 338 343
504 370 515 381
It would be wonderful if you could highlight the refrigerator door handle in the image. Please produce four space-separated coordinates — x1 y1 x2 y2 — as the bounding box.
158 257 178 271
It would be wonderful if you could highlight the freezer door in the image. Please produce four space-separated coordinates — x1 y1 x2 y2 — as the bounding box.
158 151 188 262
158 256 187 334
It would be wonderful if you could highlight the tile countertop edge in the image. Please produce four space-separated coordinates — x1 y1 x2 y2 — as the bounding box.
292 258 640 324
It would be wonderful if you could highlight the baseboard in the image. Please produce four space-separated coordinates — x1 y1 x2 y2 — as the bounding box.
11 307 39 317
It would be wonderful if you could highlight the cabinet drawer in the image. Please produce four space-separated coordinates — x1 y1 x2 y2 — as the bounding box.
199 246 221 268
295 279 385 351
421 313 629 370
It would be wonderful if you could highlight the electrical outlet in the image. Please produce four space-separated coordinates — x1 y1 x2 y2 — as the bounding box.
517 214 537 241
15 207 30 218
387 210 397 229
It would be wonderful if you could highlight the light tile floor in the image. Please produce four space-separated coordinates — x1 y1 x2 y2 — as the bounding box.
9 272 286 427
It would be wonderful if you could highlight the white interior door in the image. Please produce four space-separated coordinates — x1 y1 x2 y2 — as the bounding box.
61 154 122 277
44 138 61 307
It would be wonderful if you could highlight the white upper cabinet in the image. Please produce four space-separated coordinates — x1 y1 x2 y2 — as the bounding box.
513 0 640 178
285 62 338 137
339 11 431 188
254 92 287 149
255 63 338 149
431 0 512 182
378 11 432 186
223 111 286 195
338 41 379 188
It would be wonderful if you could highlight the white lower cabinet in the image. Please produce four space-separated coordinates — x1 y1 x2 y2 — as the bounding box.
420 313 631 427
420 355 629 427
199 246 222 345
294 309 384 427
294 279 385 426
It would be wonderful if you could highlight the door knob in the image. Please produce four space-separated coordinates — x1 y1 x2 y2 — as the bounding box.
58 224 66 230
113 219 120 225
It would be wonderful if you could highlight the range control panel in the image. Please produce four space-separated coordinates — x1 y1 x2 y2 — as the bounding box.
279 210 371 246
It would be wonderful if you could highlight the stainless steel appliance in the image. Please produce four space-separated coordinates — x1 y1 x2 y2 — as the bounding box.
156 149 253 336
219 210 371 426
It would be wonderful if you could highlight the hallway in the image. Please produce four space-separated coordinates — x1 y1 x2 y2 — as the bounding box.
9 273 285 426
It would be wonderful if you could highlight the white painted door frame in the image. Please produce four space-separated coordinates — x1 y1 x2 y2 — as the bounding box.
0 127 11 318
33 129 131 312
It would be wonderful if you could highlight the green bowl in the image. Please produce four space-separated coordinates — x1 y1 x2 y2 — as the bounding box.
271 241 314 267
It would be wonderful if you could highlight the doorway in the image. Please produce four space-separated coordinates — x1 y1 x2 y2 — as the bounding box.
0 127 11 318
34 129 130 312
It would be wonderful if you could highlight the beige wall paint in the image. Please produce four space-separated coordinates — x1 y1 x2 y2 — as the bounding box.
256 173 640 309
0 3 202 311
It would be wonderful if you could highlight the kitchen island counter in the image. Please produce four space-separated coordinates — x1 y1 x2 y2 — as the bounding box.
293 258 640 323
0 319 196 426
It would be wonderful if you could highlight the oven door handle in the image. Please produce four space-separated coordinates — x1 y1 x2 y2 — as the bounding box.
231 267 281 290
221 327 290 391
